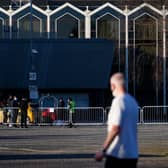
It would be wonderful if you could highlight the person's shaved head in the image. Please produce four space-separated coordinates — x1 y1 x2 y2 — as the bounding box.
111 73 125 87
110 73 125 97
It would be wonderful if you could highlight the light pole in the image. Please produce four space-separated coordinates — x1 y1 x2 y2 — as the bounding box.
163 5 167 107
125 5 129 92
29 0 39 100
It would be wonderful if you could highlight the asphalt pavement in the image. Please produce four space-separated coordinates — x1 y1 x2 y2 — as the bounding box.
0 125 168 168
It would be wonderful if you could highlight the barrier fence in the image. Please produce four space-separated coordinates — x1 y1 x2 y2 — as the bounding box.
0 106 168 126
141 106 168 124
104 106 142 124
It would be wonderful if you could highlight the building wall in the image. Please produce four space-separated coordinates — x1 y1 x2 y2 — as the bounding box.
0 1 167 106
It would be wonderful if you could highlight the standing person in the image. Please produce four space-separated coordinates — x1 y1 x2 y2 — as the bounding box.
7 95 13 107
95 73 139 168
59 98 65 108
20 97 28 128
30 100 39 125
58 98 65 121
11 96 19 127
1 99 8 124
7 95 13 128
67 97 75 128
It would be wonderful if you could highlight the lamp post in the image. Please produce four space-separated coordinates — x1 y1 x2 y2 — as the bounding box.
163 5 167 107
29 0 39 100
125 5 129 91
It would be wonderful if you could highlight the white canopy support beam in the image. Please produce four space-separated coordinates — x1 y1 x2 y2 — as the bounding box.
47 14 50 39
163 5 167 106
46 5 51 39
125 5 129 91
85 6 91 39
8 5 13 39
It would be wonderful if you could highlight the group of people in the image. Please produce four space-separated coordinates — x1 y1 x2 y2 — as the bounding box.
0 95 28 128
0 95 76 128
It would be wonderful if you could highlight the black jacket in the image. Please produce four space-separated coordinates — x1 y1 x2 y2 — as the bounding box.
20 99 28 111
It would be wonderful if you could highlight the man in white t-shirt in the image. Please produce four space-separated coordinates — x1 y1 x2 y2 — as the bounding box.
95 72 138 168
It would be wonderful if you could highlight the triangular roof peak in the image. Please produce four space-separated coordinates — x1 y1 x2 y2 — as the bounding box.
11 2 48 16
128 2 162 16
0 7 10 16
49 2 85 16
89 2 125 16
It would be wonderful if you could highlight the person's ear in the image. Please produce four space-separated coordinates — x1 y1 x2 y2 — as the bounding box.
112 83 116 90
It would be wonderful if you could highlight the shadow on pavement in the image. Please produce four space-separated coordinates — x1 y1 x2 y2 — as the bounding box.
140 154 166 158
0 153 166 161
0 153 95 160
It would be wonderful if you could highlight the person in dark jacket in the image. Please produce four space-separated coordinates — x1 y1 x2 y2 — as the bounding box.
12 96 19 127
58 98 65 121
7 95 13 127
20 97 28 128
7 95 13 107
9 96 19 128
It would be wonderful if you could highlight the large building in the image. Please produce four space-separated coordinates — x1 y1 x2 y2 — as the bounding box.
0 0 167 106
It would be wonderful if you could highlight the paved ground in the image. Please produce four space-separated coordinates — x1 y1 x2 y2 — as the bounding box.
0 125 168 168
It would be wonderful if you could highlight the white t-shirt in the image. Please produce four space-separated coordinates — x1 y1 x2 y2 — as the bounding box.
106 93 138 159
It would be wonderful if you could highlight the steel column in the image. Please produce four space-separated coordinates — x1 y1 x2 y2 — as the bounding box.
125 6 129 91
163 5 167 106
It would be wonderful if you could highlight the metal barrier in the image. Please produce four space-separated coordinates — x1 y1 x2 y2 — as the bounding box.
1 106 168 126
37 107 105 126
0 107 20 126
38 107 69 125
105 106 142 124
74 107 105 125
138 107 143 124
0 107 105 126
104 106 111 123
142 106 168 124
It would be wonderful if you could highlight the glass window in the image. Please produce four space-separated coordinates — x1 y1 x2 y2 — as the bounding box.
56 14 79 39
97 14 119 40
18 14 41 38
128 13 162 105
135 15 156 41
96 13 124 73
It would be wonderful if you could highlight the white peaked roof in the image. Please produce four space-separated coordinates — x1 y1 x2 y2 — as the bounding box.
0 7 10 16
49 2 85 16
128 3 163 16
11 2 48 16
89 2 126 16
0 2 165 18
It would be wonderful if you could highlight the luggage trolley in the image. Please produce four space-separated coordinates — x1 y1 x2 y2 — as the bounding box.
39 94 58 124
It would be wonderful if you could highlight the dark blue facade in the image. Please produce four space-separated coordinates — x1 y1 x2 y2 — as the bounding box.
0 39 114 89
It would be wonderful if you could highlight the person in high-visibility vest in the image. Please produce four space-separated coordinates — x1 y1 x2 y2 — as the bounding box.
67 97 75 128
20 97 28 128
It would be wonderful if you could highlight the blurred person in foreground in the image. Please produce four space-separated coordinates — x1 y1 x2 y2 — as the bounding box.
95 73 139 168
